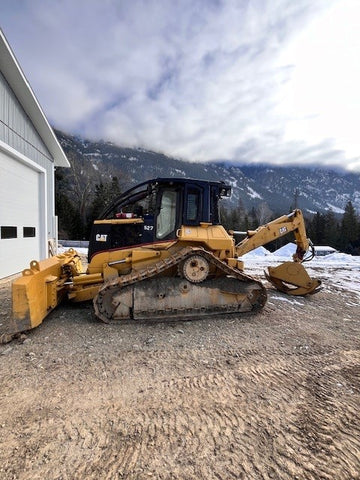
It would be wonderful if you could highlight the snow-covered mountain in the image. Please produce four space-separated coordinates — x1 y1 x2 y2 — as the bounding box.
55 130 360 215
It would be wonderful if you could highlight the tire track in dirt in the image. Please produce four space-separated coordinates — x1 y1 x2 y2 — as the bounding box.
1 281 360 480
293 359 360 480
2 341 359 480
53 350 358 480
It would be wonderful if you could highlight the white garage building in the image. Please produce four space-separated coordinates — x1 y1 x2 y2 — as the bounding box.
0 30 69 278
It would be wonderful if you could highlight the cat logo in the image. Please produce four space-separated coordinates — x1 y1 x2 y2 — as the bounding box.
96 234 108 242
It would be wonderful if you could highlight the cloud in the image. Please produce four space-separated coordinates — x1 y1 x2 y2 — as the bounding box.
2 0 359 171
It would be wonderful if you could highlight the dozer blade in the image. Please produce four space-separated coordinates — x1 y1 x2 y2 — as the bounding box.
265 262 321 296
10 249 83 335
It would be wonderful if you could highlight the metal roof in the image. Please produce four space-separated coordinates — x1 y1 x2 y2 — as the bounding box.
0 29 69 167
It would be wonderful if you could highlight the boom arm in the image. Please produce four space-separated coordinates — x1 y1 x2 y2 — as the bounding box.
233 209 320 296
235 209 313 262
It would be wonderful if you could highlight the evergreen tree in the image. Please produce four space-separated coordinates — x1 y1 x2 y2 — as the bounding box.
289 188 300 211
243 214 250 231
323 209 339 248
339 201 360 254
229 208 242 231
109 176 122 199
219 205 230 230
248 207 259 229
55 168 85 239
307 212 326 245
87 177 122 234
89 182 108 221
220 199 248 233
56 192 84 239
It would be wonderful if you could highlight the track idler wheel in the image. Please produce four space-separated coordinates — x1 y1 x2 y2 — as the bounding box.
180 255 210 283
265 262 321 296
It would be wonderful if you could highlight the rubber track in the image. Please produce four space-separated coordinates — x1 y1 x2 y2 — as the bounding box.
93 246 267 322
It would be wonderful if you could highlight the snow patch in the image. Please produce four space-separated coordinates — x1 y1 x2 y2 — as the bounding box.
247 186 262 199
321 253 359 262
270 295 304 306
84 152 101 157
241 246 270 257
327 203 345 214
272 243 296 257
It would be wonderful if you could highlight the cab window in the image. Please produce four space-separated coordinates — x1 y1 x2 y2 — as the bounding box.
184 186 202 224
156 190 177 239
186 192 199 221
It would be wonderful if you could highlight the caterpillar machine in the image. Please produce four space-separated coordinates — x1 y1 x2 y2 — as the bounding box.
7 177 321 341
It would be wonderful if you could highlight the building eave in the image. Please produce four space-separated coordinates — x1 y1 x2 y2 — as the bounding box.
0 29 70 167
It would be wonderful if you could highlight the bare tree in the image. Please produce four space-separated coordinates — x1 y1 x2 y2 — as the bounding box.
256 202 273 225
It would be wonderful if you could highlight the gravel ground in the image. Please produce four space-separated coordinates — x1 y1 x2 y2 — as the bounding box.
0 261 359 480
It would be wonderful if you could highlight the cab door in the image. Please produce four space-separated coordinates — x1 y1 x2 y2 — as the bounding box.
155 188 180 240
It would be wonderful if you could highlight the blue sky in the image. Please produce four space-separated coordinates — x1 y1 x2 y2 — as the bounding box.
1 0 360 171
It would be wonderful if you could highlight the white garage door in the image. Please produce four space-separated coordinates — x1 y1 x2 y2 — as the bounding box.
0 150 42 278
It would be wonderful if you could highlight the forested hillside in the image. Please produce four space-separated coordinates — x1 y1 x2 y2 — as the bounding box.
55 130 360 253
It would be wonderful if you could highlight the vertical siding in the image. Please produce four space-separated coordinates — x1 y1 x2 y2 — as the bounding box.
0 71 53 164
0 71 56 237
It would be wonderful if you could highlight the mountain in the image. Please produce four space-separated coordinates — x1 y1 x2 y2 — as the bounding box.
55 130 360 216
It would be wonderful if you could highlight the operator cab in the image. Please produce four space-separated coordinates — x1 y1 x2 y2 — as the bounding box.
88 178 231 262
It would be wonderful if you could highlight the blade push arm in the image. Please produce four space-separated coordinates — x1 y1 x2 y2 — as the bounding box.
235 209 311 262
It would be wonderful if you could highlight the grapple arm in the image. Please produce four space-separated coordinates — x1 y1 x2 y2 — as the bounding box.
235 209 310 258
234 209 321 296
